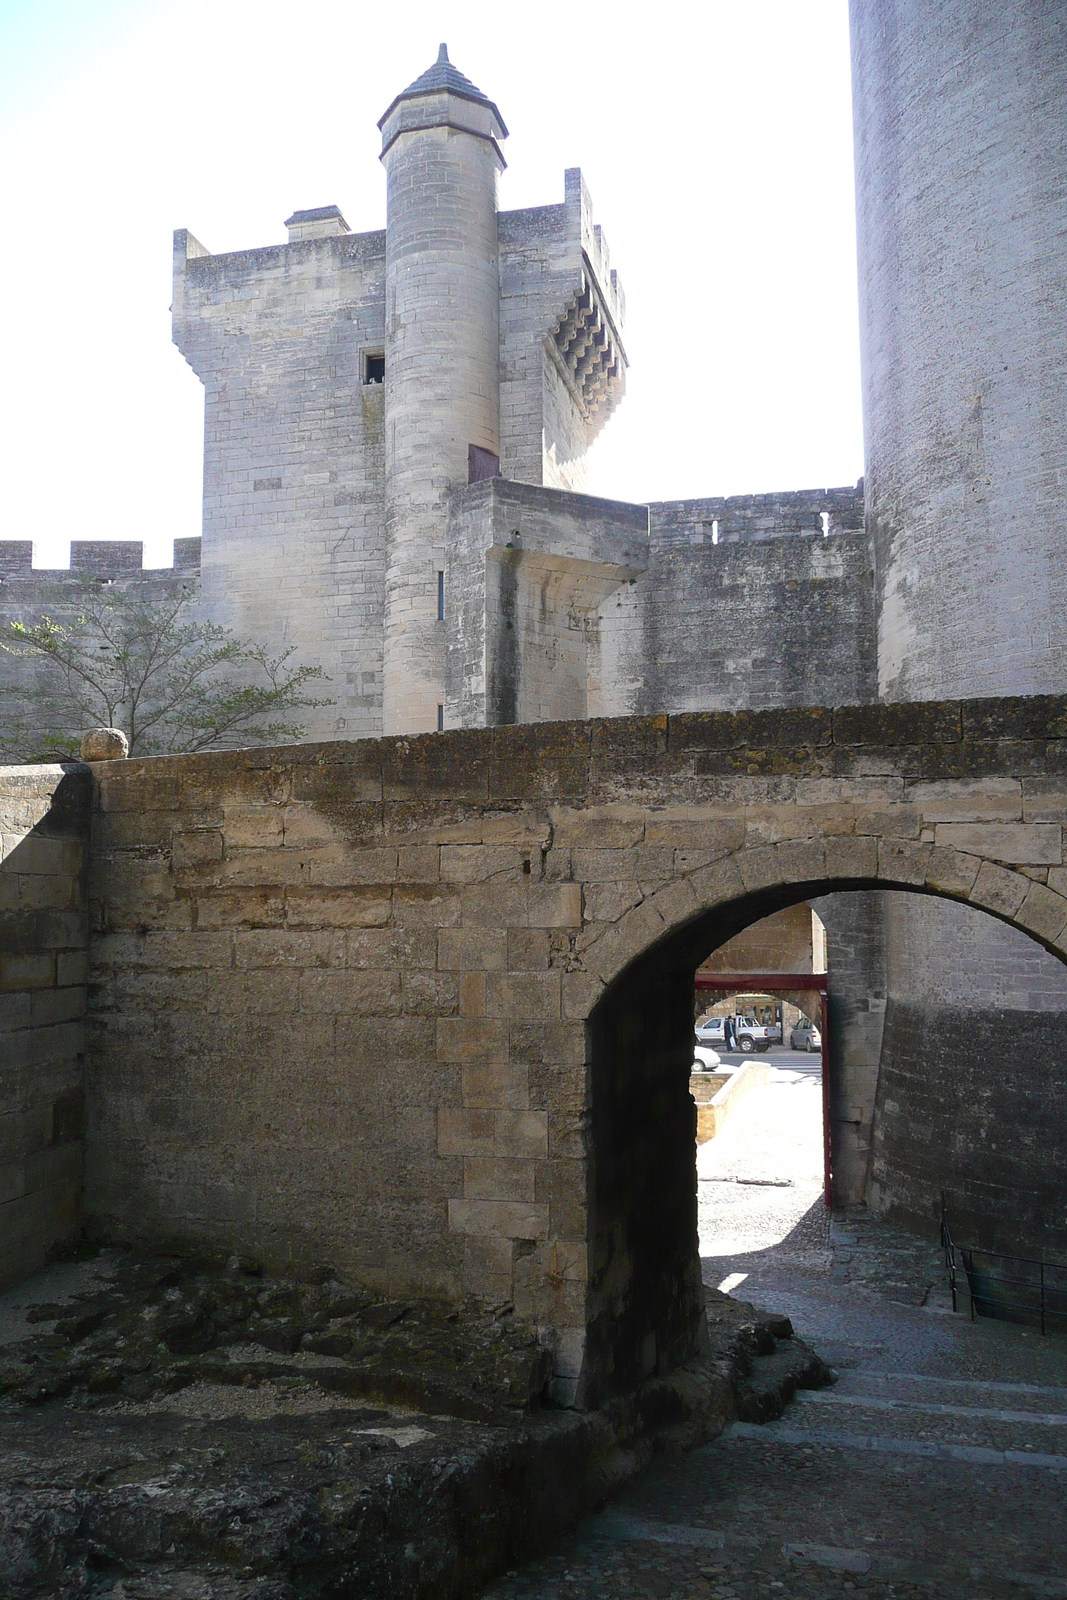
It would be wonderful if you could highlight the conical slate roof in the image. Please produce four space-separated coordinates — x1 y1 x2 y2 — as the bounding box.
378 44 507 135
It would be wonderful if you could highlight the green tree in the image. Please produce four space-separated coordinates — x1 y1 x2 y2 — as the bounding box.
1 581 332 760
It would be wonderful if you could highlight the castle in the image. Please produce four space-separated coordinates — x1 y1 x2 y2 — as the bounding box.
166 44 873 740
3 9 1067 1295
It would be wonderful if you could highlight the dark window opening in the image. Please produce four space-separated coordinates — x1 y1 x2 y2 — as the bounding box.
437 570 444 621
364 353 385 385
436 704 444 732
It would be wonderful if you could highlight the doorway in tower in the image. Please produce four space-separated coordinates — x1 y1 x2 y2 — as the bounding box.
692 905 830 1307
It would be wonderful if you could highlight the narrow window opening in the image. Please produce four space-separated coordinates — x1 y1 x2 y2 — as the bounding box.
437 570 444 621
436 704 444 732
363 352 385 385
711 519 719 545
820 511 830 537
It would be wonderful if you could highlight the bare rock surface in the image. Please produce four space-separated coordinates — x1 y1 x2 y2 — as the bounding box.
0 1246 827 1598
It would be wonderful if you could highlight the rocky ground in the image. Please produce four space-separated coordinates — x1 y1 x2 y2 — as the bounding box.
0 1240 826 1598
481 1065 1067 1600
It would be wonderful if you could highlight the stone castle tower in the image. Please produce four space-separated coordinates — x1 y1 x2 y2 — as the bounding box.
171 47 628 739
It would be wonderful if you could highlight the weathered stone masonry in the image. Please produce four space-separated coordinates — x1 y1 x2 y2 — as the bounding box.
7 695 1065 1402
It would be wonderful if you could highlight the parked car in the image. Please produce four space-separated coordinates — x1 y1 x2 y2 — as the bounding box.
790 1016 822 1052
733 1016 777 1053
697 1015 777 1053
692 1045 722 1073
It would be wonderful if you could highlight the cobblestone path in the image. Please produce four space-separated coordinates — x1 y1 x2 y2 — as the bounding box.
481 1063 1067 1600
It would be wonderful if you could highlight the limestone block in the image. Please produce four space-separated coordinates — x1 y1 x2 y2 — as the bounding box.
216 849 308 888
208 971 300 1014
823 834 878 881
346 927 436 970
79 728 128 762
923 846 981 898
283 888 391 929
393 884 462 927
56 950 88 986
224 808 285 849
458 971 486 1017
234 930 342 970
437 1107 497 1157
171 830 224 870
447 1199 549 1241
1021 780 1067 823
933 822 1063 865
463 1157 536 1202
485 971 561 1022
494 1110 549 1158
396 845 441 881
907 777 1022 822
773 838 827 886
437 928 507 970
1 952 55 990
644 874 699 932
460 1234 513 1302
4 834 77 876
436 1018 510 1065
460 1061 530 1110
582 881 641 923
968 860 1031 919
401 970 459 1017
442 844 527 884
550 809 646 849
1014 882 1067 945
459 882 530 928
13 872 78 911
300 969 401 1015
280 807 339 848
561 968 604 1021
527 882 582 928
507 928 550 971
307 847 399 887
737 846 785 894
877 837 932 886
855 805 922 839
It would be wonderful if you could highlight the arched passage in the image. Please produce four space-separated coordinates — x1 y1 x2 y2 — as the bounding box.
580 869 1067 1408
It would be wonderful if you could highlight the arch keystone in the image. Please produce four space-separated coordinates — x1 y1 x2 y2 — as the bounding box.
824 834 878 880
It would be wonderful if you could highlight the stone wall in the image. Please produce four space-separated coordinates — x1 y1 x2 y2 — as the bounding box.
0 557 200 759
0 763 91 1288
869 893 1067 1254
446 478 647 729
172 225 389 742
65 696 1067 1401
635 494 876 716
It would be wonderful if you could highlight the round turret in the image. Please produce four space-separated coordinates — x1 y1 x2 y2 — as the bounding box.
379 46 507 735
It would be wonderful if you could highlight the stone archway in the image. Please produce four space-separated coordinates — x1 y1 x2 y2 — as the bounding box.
72 696 1067 1407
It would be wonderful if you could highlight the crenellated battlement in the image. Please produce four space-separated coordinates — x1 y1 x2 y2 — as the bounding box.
649 482 864 550
0 538 200 584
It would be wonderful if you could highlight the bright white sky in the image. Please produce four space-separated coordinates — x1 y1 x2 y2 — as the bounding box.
0 0 863 569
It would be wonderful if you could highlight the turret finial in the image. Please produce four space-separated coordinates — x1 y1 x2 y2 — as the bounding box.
437 43 449 64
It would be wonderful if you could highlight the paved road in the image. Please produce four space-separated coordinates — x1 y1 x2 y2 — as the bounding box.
481 1073 1067 1600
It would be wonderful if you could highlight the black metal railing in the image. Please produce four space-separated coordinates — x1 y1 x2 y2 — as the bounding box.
940 1195 1067 1337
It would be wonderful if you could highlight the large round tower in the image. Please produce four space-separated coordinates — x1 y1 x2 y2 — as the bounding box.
378 46 507 736
849 1 1067 1249
851 0 1067 697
